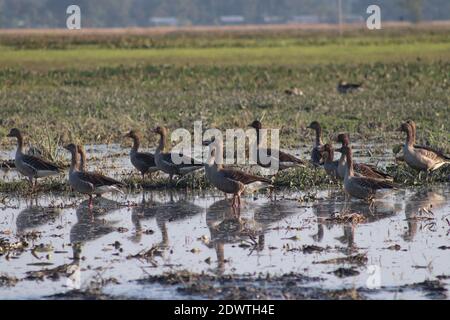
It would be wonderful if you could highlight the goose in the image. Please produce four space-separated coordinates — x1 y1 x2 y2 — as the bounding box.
307 121 324 165
336 145 396 204
203 137 272 208
336 133 393 181
77 144 87 171
249 120 306 170
398 122 449 172
152 126 203 184
406 120 450 160
319 143 339 179
64 143 125 209
337 80 362 94
124 130 158 179
7 128 61 190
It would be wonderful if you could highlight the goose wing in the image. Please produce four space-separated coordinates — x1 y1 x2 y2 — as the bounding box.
352 176 396 190
78 171 124 188
278 150 307 165
161 152 203 167
354 163 393 180
414 145 450 161
22 154 60 172
135 152 156 166
222 168 271 185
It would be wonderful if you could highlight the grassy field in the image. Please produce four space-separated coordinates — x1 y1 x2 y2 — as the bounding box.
0 24 449 158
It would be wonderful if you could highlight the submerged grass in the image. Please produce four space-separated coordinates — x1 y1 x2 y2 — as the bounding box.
0 163 448 195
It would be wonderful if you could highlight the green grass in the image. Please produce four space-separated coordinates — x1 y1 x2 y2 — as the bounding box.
0 42 449 69
0 25 449 161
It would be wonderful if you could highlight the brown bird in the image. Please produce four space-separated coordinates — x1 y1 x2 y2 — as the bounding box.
398 122 449 172
336 133 393 181
7 128 61 190
406 120 450 161
152 126 203 184
319 143 339 179
307 121 324 166
203 137 272 209
249 120 306 170
337 145 396 205
77 144 87 172
124 130 158 179
337 80 362 94
65 143 125 209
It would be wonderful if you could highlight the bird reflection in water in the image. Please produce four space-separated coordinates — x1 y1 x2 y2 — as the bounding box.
312 194 401 251
130 191 203 264
403 189 446 241
204 198 297 274
70 197 122 244
16 197 61 235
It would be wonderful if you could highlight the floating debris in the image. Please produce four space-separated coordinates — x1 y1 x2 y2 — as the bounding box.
327 211 366 224
25 263 78 281
314 254 368 266
329 268 360 278
0 274 19 287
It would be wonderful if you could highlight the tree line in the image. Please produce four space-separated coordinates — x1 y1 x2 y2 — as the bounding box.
0 0 448 28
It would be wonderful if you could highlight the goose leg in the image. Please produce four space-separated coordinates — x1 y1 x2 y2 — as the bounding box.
88 195 93 210
237 193 242 208
231 194 237 208
368 196 377 214
27 177 33 193
231 204 238 217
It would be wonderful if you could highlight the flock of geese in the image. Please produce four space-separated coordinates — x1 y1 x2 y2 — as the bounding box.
5 119 450 210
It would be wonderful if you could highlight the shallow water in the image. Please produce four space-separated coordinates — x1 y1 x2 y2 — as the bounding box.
0 141 394 182
1 143 449 299
0 186 449 300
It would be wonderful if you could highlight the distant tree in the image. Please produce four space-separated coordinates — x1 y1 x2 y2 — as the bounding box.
0 0 448 28
401 0 423 22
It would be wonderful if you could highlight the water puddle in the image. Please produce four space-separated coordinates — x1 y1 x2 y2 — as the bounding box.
1 142 449 299
1 185 449 299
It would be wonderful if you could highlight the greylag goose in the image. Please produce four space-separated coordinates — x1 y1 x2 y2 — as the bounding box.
307 121 324 165
398 122 449 172
337 80 362 94
336 133 393 181
77 144 87 171
203 138 272 208
124 130 158 179
319 143 339 179
152 126 203 184
64 143 125 209
249 120 306 170
337 145 396 203
7 128 61 189
406 120 450 160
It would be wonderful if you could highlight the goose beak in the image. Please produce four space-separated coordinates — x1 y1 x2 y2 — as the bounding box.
6 133 12 137
123 133 130 138
396 126 402 132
